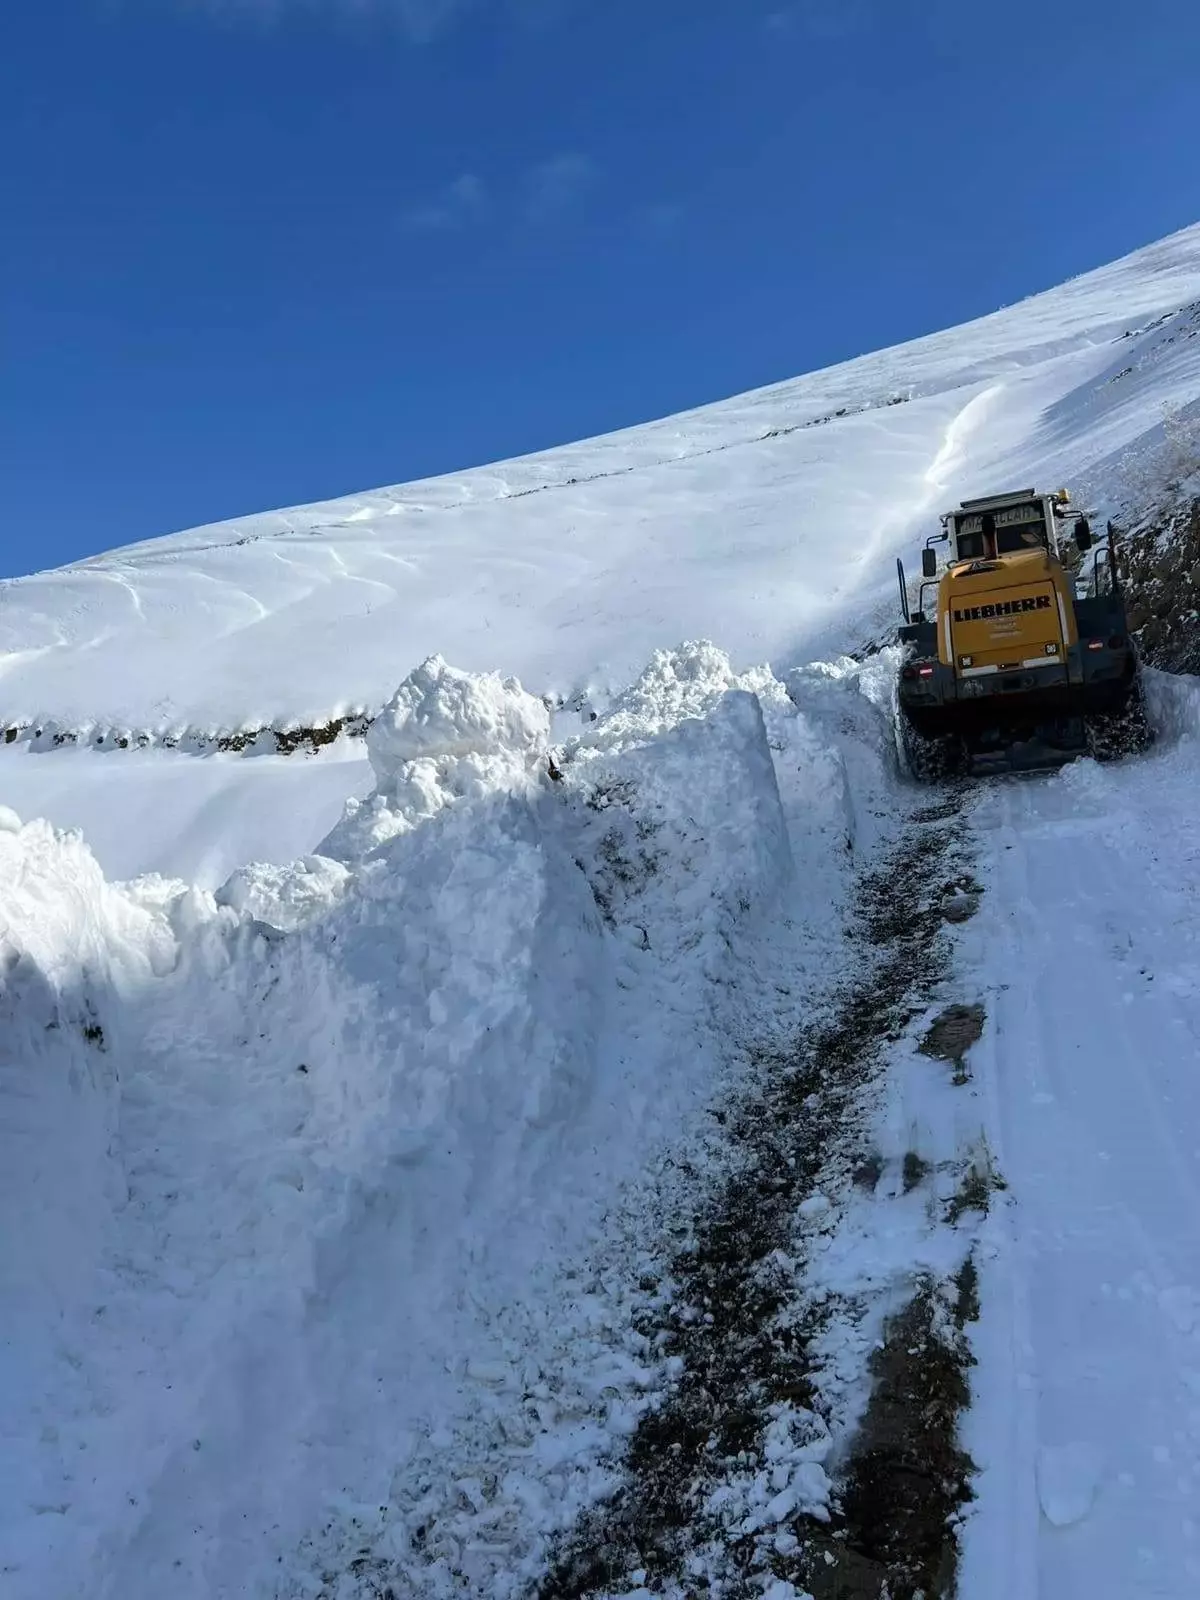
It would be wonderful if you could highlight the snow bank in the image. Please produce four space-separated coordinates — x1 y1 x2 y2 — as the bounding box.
0 643 892 1600
784 648 903 862
0 815 176 1336
562 645 795 972
1143 663 1200 745
0 816 178 1591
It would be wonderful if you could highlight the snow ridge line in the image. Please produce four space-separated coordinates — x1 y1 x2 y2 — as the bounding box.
494 393 915 505
59 392 917 571
534 788 987 1600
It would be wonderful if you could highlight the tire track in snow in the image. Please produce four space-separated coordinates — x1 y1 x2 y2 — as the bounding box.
964 766 1200 1599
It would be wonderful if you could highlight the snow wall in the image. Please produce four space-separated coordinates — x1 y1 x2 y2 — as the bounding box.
0 643 899 1600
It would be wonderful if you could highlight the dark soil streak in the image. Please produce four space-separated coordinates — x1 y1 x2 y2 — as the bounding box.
536 786 981 1599
812 1265 978 1600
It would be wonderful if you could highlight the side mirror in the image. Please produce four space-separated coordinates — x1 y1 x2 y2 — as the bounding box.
921 548 937 578
1075 517 1092 551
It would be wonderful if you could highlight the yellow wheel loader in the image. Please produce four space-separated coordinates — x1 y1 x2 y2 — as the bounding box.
895 488 1150 779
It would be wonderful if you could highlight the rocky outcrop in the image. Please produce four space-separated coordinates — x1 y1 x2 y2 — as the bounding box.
1115 496 1200 674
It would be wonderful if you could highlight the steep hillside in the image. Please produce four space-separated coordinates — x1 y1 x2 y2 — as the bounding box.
2 225 1199 745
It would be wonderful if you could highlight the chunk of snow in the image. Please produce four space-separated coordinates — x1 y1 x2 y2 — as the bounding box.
765 1484 800 1523
215 853 350 931
366 654 549 776
1037 1442 1105 1527
465 1359 515 1386
320 655 550 859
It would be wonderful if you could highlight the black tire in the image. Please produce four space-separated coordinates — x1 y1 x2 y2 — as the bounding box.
1085 675 1153 762
899 713 961 782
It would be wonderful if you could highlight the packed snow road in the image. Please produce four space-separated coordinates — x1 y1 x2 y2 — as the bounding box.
533 797 985 1600
961 676 1200 1600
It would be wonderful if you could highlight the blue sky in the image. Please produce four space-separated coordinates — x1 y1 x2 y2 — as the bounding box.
4 0 1198 576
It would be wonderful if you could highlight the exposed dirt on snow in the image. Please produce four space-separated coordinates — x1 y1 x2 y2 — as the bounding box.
805 1265 978 1600
536 789 982 1599
919 1004 987 1081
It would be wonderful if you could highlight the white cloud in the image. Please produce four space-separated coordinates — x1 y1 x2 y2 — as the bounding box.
507 0 577 28
403 155 598 240
522 152 596 225
764 1 872 41
636 199 685 239
176 0 585 39
403 172 487 231
179 0 474 42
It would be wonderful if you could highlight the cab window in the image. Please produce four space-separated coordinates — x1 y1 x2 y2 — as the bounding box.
956 519 1047 559
996 521 1047 553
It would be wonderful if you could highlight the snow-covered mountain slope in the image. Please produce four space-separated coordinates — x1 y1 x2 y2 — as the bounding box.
3 223 1200 743
5 223 1200 1600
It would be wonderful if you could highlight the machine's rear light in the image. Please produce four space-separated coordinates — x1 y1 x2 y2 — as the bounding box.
1109 634 1126 649
901 666 917 681
918 666 935 677
1087 640 1104 651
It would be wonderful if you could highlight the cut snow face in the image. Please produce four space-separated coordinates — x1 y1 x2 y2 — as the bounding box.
0 645 904 1600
